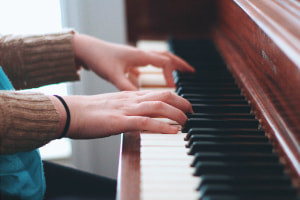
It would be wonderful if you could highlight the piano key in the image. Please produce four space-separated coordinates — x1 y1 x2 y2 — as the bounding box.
197 175 293 190
198 185 298 200
183 118 259 132
141 145 188 153
181 93 245 100
175 76 235 85
178 88 241 96
191 152 278 166
177 81 237 88
142 192 198 200
174 70 232 77
186 135 269 148
186 113 255 119
139 73 166 87
177 87 241 96
194 162 284 176
141 139 186 147
191 104 251 113
188 142 273 155
174 75 234 83
140 132 186 140
185 128 265 140
187 99 248 105
173 69 230 77
201 195 300 200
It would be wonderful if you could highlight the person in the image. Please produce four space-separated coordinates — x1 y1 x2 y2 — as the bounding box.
0 30 194 200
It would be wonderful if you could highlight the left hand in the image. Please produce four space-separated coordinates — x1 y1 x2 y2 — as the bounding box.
73 33 195 91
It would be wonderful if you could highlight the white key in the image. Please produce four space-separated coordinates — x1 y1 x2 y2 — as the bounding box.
140 131 198 200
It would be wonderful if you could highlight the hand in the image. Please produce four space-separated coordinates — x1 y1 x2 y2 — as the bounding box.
50 91 193 139
73 33 195 91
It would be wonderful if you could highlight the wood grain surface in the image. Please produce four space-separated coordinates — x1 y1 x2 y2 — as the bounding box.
116 132 140 200
214 0 300 190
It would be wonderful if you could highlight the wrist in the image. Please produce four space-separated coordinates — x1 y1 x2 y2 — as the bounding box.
73 33 91 70
49 95 67 138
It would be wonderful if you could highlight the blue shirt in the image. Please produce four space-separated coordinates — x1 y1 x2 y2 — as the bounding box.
0 67 45 200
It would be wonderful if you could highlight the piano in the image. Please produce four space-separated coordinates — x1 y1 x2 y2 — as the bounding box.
117 0 300 199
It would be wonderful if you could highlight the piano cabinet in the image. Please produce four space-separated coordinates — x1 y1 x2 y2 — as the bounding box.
117 0 300 199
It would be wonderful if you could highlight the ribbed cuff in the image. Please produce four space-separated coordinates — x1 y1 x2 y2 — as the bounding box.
0 91 60 154
0 30 80 89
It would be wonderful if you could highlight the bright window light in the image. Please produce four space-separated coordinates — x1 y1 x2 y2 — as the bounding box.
0 0 71 160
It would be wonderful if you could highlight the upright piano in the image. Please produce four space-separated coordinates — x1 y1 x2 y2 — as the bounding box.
117 0 300 199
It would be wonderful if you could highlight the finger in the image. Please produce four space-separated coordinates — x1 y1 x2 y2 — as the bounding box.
129 68 140 76
162 65 175 87
113 76 138 91
133 101 187 125
128 70 139 89
138 91 193 113
126 116 178 134
137 51 194 87
160 51 195 73
139 51 175 87
135 50 171 69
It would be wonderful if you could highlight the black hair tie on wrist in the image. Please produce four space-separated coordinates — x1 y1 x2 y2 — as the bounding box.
53 95 70 139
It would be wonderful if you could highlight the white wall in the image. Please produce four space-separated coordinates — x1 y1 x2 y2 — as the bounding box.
60 0 127 179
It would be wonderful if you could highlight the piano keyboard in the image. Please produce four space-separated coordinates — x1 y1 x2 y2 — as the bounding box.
139 39 299 200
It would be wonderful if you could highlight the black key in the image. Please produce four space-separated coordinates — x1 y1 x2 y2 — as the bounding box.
173 69 232 78
185 128 265 140
177 81 237 88
187 99 248 105
197 175 292 190
198 185 297 200
189 142 273 155
186 113 255 119
183 118 258 132
194 162 284 176
177 87 241 96
201 195 300 200
173 69 230 78
181 94 245 100
192 104 251 113
191 152 278 166
187 135 269 148
175 76 235 85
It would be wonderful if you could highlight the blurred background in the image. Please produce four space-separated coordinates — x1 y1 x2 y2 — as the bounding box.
0 0 127 179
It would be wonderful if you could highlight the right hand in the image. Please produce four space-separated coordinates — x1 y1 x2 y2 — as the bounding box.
73 33 195 91
52 90 193 139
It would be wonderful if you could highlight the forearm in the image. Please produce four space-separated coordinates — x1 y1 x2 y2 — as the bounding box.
0 91 61 154
0 30 80 89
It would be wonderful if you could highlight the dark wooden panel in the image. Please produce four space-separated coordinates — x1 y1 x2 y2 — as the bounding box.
125 0 216 44
214 0 300 190
117 132 140 200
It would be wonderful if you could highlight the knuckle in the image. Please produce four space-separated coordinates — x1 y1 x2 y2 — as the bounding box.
152 101 164 109
162 90 173 98
139 117 149 128
159 91 173 101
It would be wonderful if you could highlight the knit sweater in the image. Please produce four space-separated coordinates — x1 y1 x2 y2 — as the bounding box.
0 30 80 154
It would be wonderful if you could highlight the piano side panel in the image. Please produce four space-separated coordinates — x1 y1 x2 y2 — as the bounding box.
214 0 300 190
125 0 216 44
117 132 140 200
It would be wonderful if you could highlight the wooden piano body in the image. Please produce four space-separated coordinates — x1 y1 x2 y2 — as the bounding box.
117 0 300 199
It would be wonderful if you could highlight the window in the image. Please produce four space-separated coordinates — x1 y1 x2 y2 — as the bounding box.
0 0 71 160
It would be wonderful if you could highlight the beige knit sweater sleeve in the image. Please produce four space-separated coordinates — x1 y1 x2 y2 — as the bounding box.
0 31 81 154
0 30 80 89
